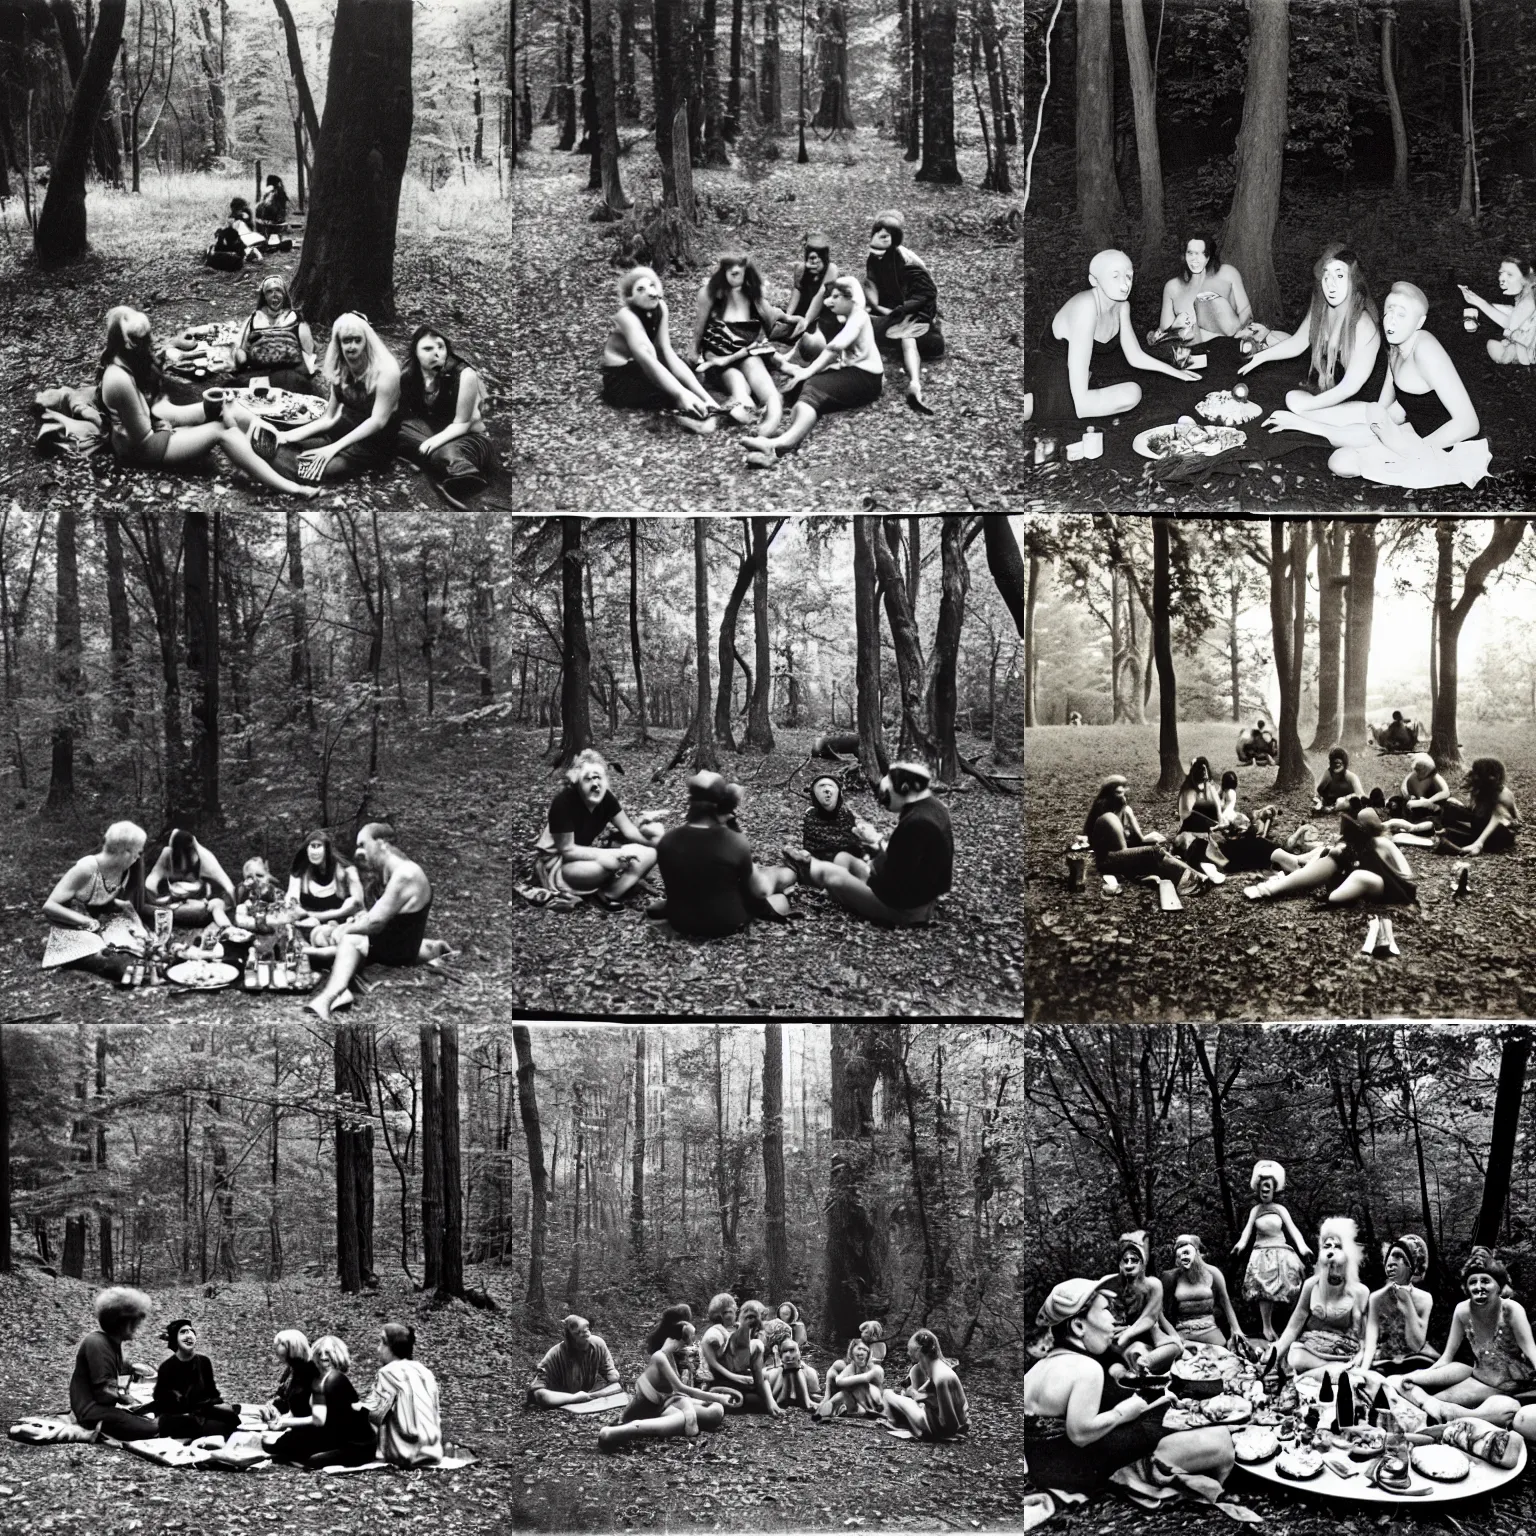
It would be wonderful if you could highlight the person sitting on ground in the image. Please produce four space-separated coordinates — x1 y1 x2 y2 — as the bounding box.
254 174 290 234
1177 757 1224 833
1314 747 1366 812
864 210 944 414
817 1338 886 1419
532 748 663 908
260 1329 319 1425
1023 1279 1235 1495
781 761 952 925
648 772 795 935
1236 718 1278 765
96 307 316 497
305 822 449 1021
350 1323 443 1466
1216 770 1240 825
146 828 237 930
152 1320 241 1440
601 267 718 431
1163 1234 1244 1349
1100 1230 1184 1376
742 276 884 467
700 1294 782 1415
1212 806 1285 873
1246 807 1417 906
691 252 790 431
269 1335 377 1467
1403 753 1451 815
1149 233 1254 345
287 829 366 925
1460 256 1536 366
1263 282 1488 489
801 769 876 871
266 313 401 484
233 857 289 934
205 198 265 270
1077 775 1203 897
398 324 500 509
1266 1217 1371 1379
597 1306 736 1451
777 1303 810 1349
233 274 317 396
767 1338 821 1412
1437 757 1522 856
880 1329 969 1441
1400 1247 1536 1430
1239 242 1383 415
1024 249 1201 425
1381 711 1419 752
779 231 841 352
71 1287 160 1442
1232 1161 1310 1344
526 1314 625 1409
1359 1235 1435 1378
43 822 150 971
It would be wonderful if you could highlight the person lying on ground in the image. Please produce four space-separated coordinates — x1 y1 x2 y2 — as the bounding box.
881 1330 970 1441
864 209 944 414
265 313 401 483
305 822 449 1021
1263 282 1487 488
777 1303 810 1349
648 772 794 935
1233 1163 1311 1345
398 324 500 509
777 230 841 355
71 1287 161 1443
1399 1248 1536 1430
597 1306 736 1451
1075 775 1204 897
601 266 717 431
146 828 237 930
1359 1235 1435 1378
1245 808 1417 905
254 174 290 234
97 307 316 497
1264 1217 1371 1379
286 829 366 925
1100 1229 1184 1375
1236 719 1277 765
43 821 150 964
700 1295 783 1415
152 1320 241 1440
1437 757 1522 856
1023 1279 1235 1495
1162 1234 1244 1349
1024 249 1201 425
817 1338 886 1419
1460 256 1536 366
532 748 663 907
1239 243 1382 416
1314 747 1367 812
233 274 317 396
767 1339 821 1412
350 1323 443 1467
742 276 883 467
260 1329 318 1425
781 760 953 924
526 1314 624 1409
270 1335 380 1467
1149 233 1254 345
1211 807 1285 873
691 252 789 431
1403 753 1451 814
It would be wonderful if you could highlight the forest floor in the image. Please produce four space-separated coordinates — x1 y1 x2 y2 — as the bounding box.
1020 173 1536 516
1 724 1023 1022
0 1266 1036 1536
1024 722 1536 1023
0 128 1026 516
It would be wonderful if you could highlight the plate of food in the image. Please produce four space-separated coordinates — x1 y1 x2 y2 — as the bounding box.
1275 1445 1326 1481
1336 1424 1388 1459
1195 388 1263 426
1232 1427 1280 1464
1133 419 1248 460
1203 1393 1254 1425
233 388 328 427
1411 1445 1471 1482
166 959 239 990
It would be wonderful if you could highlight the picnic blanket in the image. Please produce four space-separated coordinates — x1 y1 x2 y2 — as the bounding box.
41 915 147 969
560 1394 627 1415
33 385 108 458
321 1448 478 1475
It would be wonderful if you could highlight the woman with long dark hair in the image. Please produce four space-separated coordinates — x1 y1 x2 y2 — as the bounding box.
1082 776 1202 894
864 210 943 413
1438 757 1522 855
597 1306 736 1451
287 830 366 923
397 324 499 508
691 252 788 431
145 828 237 929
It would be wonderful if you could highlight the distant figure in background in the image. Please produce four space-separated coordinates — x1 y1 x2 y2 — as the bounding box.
1381 712 1419 752
1236 719 1277 764
1068 711 1084 727
254 174 291 234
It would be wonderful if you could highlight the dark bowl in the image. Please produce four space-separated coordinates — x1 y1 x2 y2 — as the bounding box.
1132 1374 1171 1400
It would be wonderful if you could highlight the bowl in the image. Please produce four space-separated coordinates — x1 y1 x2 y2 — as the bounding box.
1132 1374 1170 1400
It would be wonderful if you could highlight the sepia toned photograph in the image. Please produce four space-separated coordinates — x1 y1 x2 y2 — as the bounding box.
1020 0 1536 515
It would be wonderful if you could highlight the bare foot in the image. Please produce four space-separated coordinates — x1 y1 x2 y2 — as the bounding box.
727 400 756 425
745 450 777 469
741 434 774 454
675 413 716 435
305 995 332 1022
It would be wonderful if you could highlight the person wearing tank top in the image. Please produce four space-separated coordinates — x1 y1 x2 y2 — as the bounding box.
1360 1234 1435 1376
286 831 365 924
602 266 717 430
1269 1217 1370 1379
1232 1161 1311 1341
1162 1233 1243 1348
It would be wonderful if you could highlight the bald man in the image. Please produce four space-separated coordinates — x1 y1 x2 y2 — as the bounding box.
1025 248 1201 426
526 1315 624 1410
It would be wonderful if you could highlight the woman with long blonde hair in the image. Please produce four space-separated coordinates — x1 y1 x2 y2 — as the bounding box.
1269 1216 1371 1379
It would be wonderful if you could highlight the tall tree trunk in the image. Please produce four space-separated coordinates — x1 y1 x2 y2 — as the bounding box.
760 0 782 127
420 1023 444 1293
984 515 1024 633
1455 0 1479 224
194 3 227 159
873 522 939 768
1119 0 1164 256
1151 520 1181 791
823 1024 886 1343
1309 520 1345 750
45 499 80 812
906 0 922 162
1220 0 1288 322
745 518 775 751
96 1030 112 1281
1268 521 1310 792
915 0 959 183
438 1024 464 1297
285 507 314 724
653 0 689 204
975 0 1010 192
715 526 757 751
1024 552 1039 726
852 519 889 786
692 519 720 771
335 1026 362 1294
813 0 855 128
1381 1 1407 197
1341 521 1378 751
271 0 321 145
513 1026 548 1316
725 0 744 134
557 519 594 766
627 520 650 743
1475 1027 1532 1247
100 506 133 738
1074 0 1122 244
591 0 630 211
928 517 968 783
762 1023 788 1302
0 1025 10 1273
291 0 414 324
630 1031 646 1255
183 511 219 828
700 0 727 162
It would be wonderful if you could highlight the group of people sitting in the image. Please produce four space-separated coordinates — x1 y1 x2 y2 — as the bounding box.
523 1301 968 1452
1026 1164 1536 1498
68 1287 442 1467
601 212 944 464
203 180 295 270
1081 749 1520 912
531 750 954 932
1025 236 1530 490
97 280 498 507
42 820 451 1020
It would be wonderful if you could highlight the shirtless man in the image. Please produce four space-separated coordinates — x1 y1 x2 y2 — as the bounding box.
700 1295 783 1416
305 823 449 1021
526 1315 625 1409
1403 753 1450 814
1150 234 1254 344
766 1339 821 1412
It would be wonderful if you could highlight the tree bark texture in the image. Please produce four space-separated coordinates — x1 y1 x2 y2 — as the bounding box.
1152 518 1181 792
1074 0 1122 245
1119 0 1164 255
692 518 720 771
513 1026 548 1315
915 0 959 183
1342 521 1378 751
762 1023 789 1303
852 518 889 786
45 497 81 811
823 1023 887 1344
1309 519 1345 751
557 518 595 766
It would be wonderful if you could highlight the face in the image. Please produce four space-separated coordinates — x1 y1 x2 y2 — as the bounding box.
261 282 287 309
1321 1232 1346 1272
719 1299 738 1327
176 1325 197 1353
1321 260 1351 307
1381 292 1425 346
1385 1248 1412 1286
781 1343 801 1370
313 1345 335 1372
813 780 839 811
570 1319 591 1347
576 761 609 804
1109 784 1129 811
1330 755 1346 775
870 227 893 253
1185 239 1210 276
273 1341 287 1362
415 334 447 372
628 272 663 309
336 327 368 371
827 286 855 318
1499 262 1525 296
1258 1177 1275 1202
354 830 380 870
308 839 327 867
724 261 746 288
375 1332 392 1364
1466 1270 1499 1305
1094 257 1135 303
850 1342 870 1369
1073 1294 1116 1354
804 250 824 276
121 312 153 350
1175 1240 1197 1269
907 1336 923 1362
1119 1247 1144 1280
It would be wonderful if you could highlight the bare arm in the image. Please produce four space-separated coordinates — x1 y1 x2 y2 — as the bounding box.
1118 303 1198 380
1232 1205 1259 1254
418 367 484 457
278 386 344 444
1301 315 1381 410
1277 1204 1311 1257
339 870 409 939
1241 313 1312 374
43 859 99 928
1414 335 1480 450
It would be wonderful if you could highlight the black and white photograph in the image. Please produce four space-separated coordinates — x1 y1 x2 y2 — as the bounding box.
1020 0 1536 514
1019 1021 1536 1531
0 1021 1030 1534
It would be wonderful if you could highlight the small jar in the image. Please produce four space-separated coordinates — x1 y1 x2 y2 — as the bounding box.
1082 426 1104 459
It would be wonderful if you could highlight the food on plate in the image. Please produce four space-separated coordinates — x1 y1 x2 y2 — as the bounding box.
1196 389 1263 426
1172 1352 1228 1381
1275 1445 1325 1480
1232 1427 1279 1464
165 959 237 988
1410 1444 1471 1482
1202 1394 1253 1425
1140 421 1247 460
1338 1424 1387 1459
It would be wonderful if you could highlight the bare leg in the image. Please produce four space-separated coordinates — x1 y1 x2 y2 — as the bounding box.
607 843 656 899
1259 1299 1276 1341
1248 854 1341 899
882 1392 927 1434
1194 295 1244 337
714 365 755 422
740 355 782 435
744 401 820 458
308 934 368 1020
1077 380 1143 419
1328 870 1385 904
899 336 923 403
1024 391 1034 422
1154 1426 1235 1482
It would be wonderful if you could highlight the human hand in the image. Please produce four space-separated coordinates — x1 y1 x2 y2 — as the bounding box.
791 317 808 339
1237 356 1262 376
782 365 808 387
297 447 333 481
1172 367 1201 382
677 393 711 420
1458 285 1474 304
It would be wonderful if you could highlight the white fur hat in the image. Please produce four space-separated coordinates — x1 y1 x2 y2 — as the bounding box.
1251 1159 1286 1193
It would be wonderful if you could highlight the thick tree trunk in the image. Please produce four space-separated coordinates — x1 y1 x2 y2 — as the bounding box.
813 1 855 129
762 1023 788 1302
873 523 939 768
700 0 727 163
852 519 889 786
438 1024 464 1297
194 3 227 159
630 1031 646 1256
1474 1027 1532 1247
591 0 630 211
983 515 1025 634
1220 0 1288 322
1381 2 1407 197
823 1024 886 1344
627 521 649 743
1268 521 1310 792
692 519 720 771
928 518 968 784
1309 520 1345 751
1342 521 1378 751
1074 0 1123 245
745 518 775 751
915 0 959 183
1024 552 1039 727
335 1026 363 1294
1119 0 1164 256
183 510 219 828
271 0 321 145
420 1023 444 1292
557 519 594 767
975 0 1010 192
715 527 757 751
291 0 413 324
99 506 133 738
45 499 80 812
513 1026 548 1316
1152 519 1181 792
725 0 743 135
652 0 687 203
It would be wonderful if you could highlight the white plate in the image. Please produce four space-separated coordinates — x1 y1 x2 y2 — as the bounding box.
1133 423 1248 460
166 959 239 989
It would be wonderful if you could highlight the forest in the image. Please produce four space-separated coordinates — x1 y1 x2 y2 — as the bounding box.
0 1021 1035 1532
